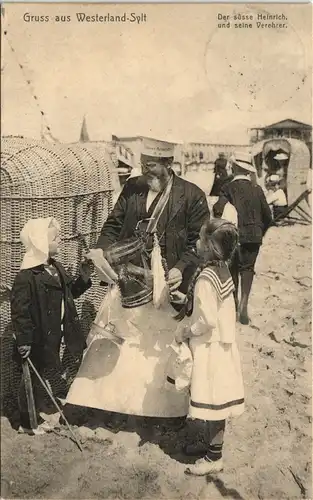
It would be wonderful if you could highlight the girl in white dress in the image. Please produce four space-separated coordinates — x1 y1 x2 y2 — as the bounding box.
173 218 245 476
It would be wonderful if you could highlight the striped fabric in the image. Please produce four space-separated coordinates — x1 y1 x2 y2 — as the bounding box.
105 237 146 265
190 397 244 410
199 265 234 302
167 376 175 385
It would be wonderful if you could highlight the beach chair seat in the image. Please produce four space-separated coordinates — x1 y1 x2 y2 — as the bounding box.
273 189 311 224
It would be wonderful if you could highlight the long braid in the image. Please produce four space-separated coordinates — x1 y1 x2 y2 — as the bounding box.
175 258 222 321
174 264 203 321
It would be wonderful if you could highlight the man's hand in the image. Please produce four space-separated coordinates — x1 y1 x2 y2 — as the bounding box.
79 257 94 282
168 268 183 292
170 290 186 305
18 345 31 359
85 249 118 283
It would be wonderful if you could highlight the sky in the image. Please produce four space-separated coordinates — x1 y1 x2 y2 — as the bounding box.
1 3 312 145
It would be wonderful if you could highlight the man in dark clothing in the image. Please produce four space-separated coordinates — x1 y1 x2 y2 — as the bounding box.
213 152 272 325
97 138 210 297
211 152 229 196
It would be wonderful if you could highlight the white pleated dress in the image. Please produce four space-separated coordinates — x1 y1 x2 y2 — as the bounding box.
186 266 244 421
66 292 189 417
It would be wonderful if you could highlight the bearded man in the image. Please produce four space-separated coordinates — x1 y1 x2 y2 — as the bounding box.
66 138 209 423
98 138 209 296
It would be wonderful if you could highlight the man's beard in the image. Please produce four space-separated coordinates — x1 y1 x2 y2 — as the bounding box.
145 172 170 192
146 176 164 192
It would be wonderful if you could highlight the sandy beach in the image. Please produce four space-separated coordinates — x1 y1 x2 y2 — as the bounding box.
1 2 312 497
1 220 311 500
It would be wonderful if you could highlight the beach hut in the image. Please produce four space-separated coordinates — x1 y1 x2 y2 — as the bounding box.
251 138 311 222
0 136 115 403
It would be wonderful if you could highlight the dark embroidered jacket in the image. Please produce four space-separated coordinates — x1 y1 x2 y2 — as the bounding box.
11 260 91 365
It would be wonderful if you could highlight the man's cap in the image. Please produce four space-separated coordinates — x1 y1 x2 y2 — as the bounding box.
268 174 280 183
141 137 175 158
231 151 256 173
274 152 289 161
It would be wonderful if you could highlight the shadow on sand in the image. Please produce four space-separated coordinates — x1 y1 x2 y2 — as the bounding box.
206 476 245 500
63 406 208 464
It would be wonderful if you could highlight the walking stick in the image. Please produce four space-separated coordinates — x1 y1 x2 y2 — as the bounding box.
21 359 38 430
27 358 83 452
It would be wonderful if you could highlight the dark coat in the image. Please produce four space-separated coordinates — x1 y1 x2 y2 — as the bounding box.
96 173 210 293
213 178 273 244
211 158 230 196
213 157 228 176
11 260 91 368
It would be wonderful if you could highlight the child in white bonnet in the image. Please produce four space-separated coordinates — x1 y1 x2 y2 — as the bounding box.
11 217 93 435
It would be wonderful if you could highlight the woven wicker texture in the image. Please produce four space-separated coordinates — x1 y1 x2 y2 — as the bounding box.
1 137 115 404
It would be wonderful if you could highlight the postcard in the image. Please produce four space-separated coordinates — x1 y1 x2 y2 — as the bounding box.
1 3 312 500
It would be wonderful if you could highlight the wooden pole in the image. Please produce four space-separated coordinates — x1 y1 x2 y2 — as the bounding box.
27 358 83 452
22 360 38 430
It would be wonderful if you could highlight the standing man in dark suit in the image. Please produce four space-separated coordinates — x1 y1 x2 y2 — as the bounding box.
97 137 210 297
211 152 229 196
213 152 272 325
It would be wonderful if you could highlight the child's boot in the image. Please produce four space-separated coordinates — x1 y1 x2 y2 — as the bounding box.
18 426 46 435
18 412 54 435
185 439 224 475
185 456 224 476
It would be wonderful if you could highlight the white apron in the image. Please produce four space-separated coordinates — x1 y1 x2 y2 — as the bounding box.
66 299 189 417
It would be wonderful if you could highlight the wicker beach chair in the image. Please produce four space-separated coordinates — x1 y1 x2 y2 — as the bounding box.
252 138 312 225
273 189 312 225
0 136 115 407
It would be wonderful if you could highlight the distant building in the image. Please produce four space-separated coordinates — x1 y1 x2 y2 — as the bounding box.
183 143 249 164
249 118 312 147
112 135 249 174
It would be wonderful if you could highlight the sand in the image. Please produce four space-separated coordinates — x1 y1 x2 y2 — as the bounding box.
1 222 312 500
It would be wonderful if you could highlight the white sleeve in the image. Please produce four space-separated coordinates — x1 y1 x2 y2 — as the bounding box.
278 190 287 205
266 192 277 205
190 278 218 336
